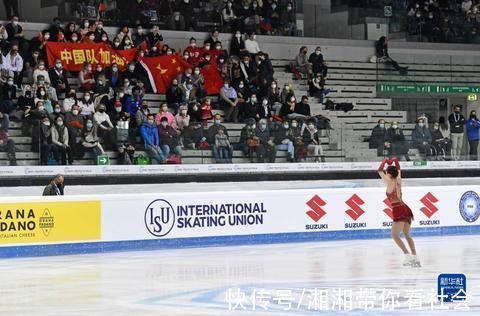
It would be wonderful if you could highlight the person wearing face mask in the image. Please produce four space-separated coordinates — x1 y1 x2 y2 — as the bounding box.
280 1 297 36
155 103 178 130
370 119 388 156
240 119 260 162
81 119 105 164
120 35 134 50
412 118 433 159
5 16 24 44
255 119 277 163
0 76 17 119
166 79 184 113
448 105 466 160
79 62 96 92
273 121 295 162
294 46 311 79
132 25 147 47
94 103 115 150
168 11 186 31
466 110 480 160
49 102 64 122
34 86 54 114
51 115 72 165
93 20 107 42
302 119 325 162
308 46 328 79
0 119 16 165
38 116 56 165
223 1 241 31
257 98 273 121
49 59 69 94
158 117 182 161
135 101 150 127
288 119 308 161
244 32 261 56
140 114 168 164
220 81 240 123
33 60 51 86
1 44 23 86
65 104 84 158
42 174 65 196
175 105 190 131
385 122 410 161
431 120 452 160
230 31 247 58
79 91 95 118
105 63 121 88
185 37 200 60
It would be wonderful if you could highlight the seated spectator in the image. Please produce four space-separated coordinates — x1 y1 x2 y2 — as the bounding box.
158 117 182 161
241 54 257 85
105 64 122 89
0 77 17 132
308 47 328 79
93 104 115 150
39 116 55 165
168 11 186 31
65 104 84 159
255 119 277 163
242 93 260 121
274 120 295 162
62 89 77 113
136 100 150 128
303 120 325 162
140 114 168 164
369 119 388 156
50 102 65 122
79 91 95 119
412 118 434 159
132 25 147 47
155 103 177 129
240 119 260 162
207 114 233 163
0 126 16 165
35 86 53 113
33 60 50 86
51 115 72 165
175 105 190 132
17 86 35 135
49 59 69 96
280 2 297 36
375 36 408 75
5 16 26 54
33 74 58 102
117 143 136 165
230 31 246 57
205 30 222 47
266 80 282 116
146 25 164 49
223 1 240 31
93 20 107 42
179 78 199 104
295 46 311 79
431 120 452 160
215 128 233 163
166 78 184 112
81 119 105 164
280 83 295 104
290 119 308 161
244 32 261 56
79 63 96 92
256 52 274 93
123 85 143 119
385 122 410 161
219 80 239 123
1 44 23 86
258 97 272 121
308 72 328 103
115 111 134 146
200 98 213 126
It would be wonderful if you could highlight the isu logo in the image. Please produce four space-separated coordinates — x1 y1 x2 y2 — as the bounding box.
345 194 365 221
306 195 327 222
383 198 394 220
420 192 439 218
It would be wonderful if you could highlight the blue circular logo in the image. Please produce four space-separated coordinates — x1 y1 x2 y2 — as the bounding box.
144 199 176 237
459 191 480 223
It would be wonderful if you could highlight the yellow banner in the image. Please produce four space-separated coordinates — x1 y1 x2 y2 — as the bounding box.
0 201 101 244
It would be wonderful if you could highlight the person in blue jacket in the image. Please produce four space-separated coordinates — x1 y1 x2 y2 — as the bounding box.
466 110 480 160
140 114 168 164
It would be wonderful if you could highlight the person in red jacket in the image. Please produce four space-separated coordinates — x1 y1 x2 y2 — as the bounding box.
378 157 420 267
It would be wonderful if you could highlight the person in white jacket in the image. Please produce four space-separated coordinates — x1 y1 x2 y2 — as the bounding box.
1 44 23 86
244 32 261 56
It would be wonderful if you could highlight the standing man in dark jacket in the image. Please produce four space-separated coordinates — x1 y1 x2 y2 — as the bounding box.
42 174 64 196
448 105 466 160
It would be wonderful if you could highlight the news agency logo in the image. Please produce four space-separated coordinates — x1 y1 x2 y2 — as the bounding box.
459 191 480 223
306 195 327 222
345 194 365 221
145 199 176 237
420 192 439 218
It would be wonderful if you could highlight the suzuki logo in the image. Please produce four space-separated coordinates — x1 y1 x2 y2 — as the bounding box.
306 195 327 222
383 198 394 220
345 194 365 221
420 192 439 218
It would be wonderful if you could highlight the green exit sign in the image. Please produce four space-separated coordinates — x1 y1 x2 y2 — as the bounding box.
97 155 110 165
468 94 478 101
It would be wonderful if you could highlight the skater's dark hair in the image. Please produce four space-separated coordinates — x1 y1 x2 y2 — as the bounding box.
386 165 399 178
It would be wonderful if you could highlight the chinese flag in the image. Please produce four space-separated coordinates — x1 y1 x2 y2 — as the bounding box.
139 54 191 94
201 64 224 95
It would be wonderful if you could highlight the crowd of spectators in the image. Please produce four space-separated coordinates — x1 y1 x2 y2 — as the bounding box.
368 105 480 161
0 14 328 166
75 0 298 36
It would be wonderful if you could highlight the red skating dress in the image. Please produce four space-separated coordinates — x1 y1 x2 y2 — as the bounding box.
386 187 414 224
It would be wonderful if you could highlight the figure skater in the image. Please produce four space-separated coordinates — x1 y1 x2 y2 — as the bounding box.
378 157 420 267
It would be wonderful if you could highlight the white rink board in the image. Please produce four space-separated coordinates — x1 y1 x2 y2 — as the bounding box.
0 185 479 256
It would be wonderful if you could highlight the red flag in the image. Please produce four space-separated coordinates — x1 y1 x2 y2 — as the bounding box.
201 64 224 95
140 54 191 94
46 42 137 71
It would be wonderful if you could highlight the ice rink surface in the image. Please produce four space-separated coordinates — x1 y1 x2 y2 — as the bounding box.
0 235 478 315
1 178 479 315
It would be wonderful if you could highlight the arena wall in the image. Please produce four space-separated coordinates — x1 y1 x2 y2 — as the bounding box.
1 185 479 258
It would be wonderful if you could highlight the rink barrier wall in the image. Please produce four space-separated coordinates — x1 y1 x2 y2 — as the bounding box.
0 161 480 178
0 185 479 258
